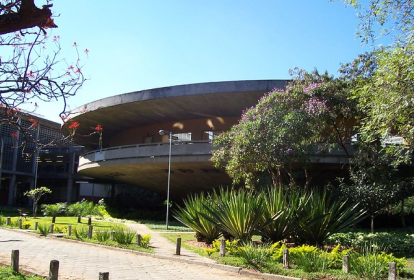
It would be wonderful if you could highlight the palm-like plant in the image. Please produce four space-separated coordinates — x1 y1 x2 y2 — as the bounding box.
173 193 221 244
41 203 67 223
295 190 366 247
203 188 266 243
260 187 301 242
67 202 86 223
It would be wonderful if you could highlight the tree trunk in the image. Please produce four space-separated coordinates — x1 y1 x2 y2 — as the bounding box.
370 215 375 234
88 217 92 225
52 216 56 224
400 199 406 227
77 216 81 223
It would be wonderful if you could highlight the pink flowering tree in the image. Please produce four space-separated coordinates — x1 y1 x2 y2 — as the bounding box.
0 0 101 153
212 69 358 189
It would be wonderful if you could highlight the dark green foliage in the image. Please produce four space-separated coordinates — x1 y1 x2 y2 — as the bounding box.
173 193 221 244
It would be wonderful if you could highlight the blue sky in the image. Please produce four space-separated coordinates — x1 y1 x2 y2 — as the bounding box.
36 0 374 122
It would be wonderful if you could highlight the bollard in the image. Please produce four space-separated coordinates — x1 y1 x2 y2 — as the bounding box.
67 225 72 236
219 239 226 257
49 260 59 280
49 224 54 233
6 217 11 226
18 219 22 229
343 255 349 273
110 231 114 241
99 272 109 280
11 250 19 273
388 262 396 280
176 237 181 255
88 225 93 239
34 222 38 231
136 234 141 246
283 249 289 268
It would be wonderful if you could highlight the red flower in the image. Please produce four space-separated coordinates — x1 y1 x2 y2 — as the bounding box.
28 117 38 127
68 121 80 130
95 125 103 132
11 131 18 138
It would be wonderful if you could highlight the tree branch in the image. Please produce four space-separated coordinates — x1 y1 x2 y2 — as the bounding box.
0 0 57 35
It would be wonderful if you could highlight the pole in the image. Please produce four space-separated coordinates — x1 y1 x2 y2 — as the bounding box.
166 132 172 230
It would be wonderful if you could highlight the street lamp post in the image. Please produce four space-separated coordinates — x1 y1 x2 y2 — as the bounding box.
159 129 172 230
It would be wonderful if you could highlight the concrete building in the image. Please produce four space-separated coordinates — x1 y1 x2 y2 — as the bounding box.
69 80 290 199
0 113 87 206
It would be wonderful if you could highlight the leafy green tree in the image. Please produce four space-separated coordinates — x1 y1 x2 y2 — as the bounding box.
41 203 66 223
212 69 357 188
339 142 414 233
24 186 51 218
67 202 86 223
338 0 414 45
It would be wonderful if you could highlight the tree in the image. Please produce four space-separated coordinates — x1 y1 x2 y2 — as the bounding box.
67 202 86 223
212 69 357 188
338 0 414 45
339 142 414 233
0 0 57 36
0 1 103 154
41 202 66 223
24 186 51 218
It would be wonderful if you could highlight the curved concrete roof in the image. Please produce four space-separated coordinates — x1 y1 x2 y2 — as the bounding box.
70 80 287 147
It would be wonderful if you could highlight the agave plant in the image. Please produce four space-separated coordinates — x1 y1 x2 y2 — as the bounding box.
295 190 366 247
173 193 221 244
202 188 266 243
259 186 301 242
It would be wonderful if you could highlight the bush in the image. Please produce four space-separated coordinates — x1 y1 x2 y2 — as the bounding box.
212 238 242 255
139 233 151 248
22 221 31 229
95 230 111 242
238 242 271 268
37 223 49 236
112 227 135 244
350 244 407 279
73 226 89 240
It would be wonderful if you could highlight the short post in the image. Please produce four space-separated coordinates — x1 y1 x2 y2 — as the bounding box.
176 237 181 255
34 222 38 231
67 225 72 236
110 231 114 241
283 249 289 268
88 225 93 239
99 272 109 280
219 239 226 257
388 262 396 280
6 217 11 226
11 250 19 273
136 234 141 246
18 219 22 229
49 224 54 233
343 255 349 273
49 260 59 280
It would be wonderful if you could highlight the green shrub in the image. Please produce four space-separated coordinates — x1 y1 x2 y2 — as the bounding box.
350 244 407 279
270 241 288 262
112 227 135 244
212 238 242 255
0 216 5 226
238 242 271 268
173 193 221 244
289 245 333 273
22 221 31 229
95 230 111 242
37 223 50 236
73 226 89 240
139 233 151 248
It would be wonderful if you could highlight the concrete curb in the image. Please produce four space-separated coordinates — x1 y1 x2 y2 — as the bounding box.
0 227 302 280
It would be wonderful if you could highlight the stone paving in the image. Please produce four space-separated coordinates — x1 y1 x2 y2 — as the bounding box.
0 225 268 280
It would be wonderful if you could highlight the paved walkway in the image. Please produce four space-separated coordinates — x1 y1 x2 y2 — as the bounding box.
0 224 275 280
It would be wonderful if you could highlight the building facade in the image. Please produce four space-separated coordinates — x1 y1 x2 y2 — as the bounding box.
68 80 351 199
0 113 87 206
